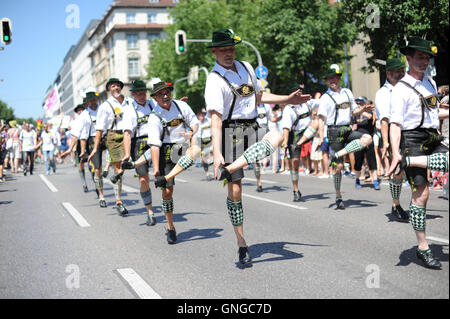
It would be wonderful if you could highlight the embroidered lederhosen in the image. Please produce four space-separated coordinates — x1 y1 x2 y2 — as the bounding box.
87 108 106 169
151 101 191 186
287 104 312 158
105 100 127 162
212 61 259 164
397 80 447 189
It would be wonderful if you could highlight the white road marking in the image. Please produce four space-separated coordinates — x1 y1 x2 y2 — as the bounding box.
242 193 307 210
39 174 58 192
62 202 90 227
243 177 276 184
116 268 162 299
426 236 449 244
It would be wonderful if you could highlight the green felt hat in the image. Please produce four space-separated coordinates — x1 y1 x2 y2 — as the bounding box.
385 58 405 71
105 78 124 91
151 81 173 97
325 67 342 78
207 29 242 48
85 91 98 100
74 104 84 113
130 79 151 92
400 36 437 56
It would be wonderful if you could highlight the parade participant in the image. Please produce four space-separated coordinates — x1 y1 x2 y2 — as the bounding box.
352 96 380 190
35 123 57 175
61 104 90 192
77 91 108 207
196 109 214 181
119 81 199 243
375 58 409 221
205 29 311 265
19 122 38 176
87 78 133 216
253 101 272 192
113 80 157 226
317 66 373 209
388 37 448 269
6 120 21 174
281 86 320 201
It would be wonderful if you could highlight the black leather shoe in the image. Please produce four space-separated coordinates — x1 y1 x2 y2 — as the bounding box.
122 161 135 170
293 191 302 202
102 170 109 178
391 205 409 222
155 176 167 188
117 203 128 216
146 214 156 226
99 199 107 208
416 249 441 270
256 185 263 192
238 247 252 264
166 228 177 244
110 172 123 184
335 197 345 210
83 185 88 193
218 165 232 181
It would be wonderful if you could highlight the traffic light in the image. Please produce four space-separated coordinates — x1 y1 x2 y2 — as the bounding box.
1 18 12 45
175 30 187 55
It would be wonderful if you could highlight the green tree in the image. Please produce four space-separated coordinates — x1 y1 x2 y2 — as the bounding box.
341 0 449 74
0 99 15 122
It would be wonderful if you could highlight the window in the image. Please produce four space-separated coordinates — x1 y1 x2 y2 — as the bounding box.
148 12 157 23
148 33 159 43
126 12 136 24
127 34 138 49
173 0 179 3
149 0 159 3
128 58 140 77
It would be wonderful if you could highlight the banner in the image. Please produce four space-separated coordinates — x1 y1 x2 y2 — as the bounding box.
44 85 60 118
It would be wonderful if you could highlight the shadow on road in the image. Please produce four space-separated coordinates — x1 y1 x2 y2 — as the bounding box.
0 201 13 205
237 241 328 268
396 244 448 268
301 192 333 202
177 228 224 242
328 198 378 209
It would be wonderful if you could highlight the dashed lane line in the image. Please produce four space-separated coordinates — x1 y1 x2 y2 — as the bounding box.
39 174 58 192
116 268 162 299
62 202 91 227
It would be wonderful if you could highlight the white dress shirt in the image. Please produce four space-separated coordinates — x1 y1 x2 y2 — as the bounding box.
281 103 312 131
95 96 134 132
130 99 156 138
375 81 394 122
390 73 439 130
317 88 357 126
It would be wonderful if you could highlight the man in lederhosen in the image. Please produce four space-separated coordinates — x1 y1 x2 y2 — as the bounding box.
75 91 108 207
375 58 409 221
317 67 374 210
88 78 134 216
138 81 200 244
281 86 320 202
62 103 90 193
111 80 157 226
387 37 449 269
205 29 311 265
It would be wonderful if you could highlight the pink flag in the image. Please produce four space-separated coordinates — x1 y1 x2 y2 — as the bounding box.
44 85 60 117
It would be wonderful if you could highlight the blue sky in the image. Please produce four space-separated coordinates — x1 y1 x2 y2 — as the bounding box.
0 0 112 119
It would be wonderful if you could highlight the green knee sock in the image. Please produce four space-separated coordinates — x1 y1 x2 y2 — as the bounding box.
389 178 402 200
177 154 194 170
226 198 243 226
243 139 275 164
426 152 449 172
344 139 365 155
333 173 342 191
409 203 426 232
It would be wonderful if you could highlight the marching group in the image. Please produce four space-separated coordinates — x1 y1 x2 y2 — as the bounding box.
1 30 449 270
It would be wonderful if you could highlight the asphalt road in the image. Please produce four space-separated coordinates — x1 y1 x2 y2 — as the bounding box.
0 160 448 299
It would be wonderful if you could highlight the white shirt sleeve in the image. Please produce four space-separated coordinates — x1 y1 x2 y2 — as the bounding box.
146 114 163 147
205 73 226 118
375 88 390 121
280 107 294 130
389 86 405 127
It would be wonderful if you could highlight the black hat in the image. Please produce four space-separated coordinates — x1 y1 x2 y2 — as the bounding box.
85 91 98 100
151 81 173 97
207 29 242 48
74 104 84 113
130 79 151 92
400 36 437 56
105 78 124 91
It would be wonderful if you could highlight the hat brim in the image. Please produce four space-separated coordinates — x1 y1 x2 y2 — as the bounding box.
325 72 342 79
400 45 436 57
207 39 242 48
151 86 173 96
130 88 152 92
106 81 124 90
